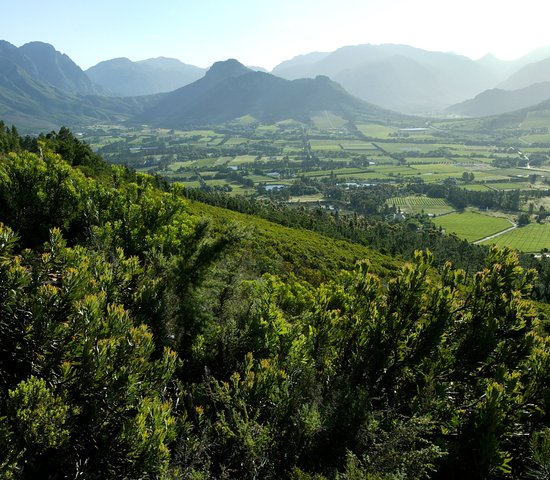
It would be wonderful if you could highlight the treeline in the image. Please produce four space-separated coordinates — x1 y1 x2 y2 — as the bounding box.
181 188 550 302
1 127 550 479
182 188 486 270
409 182 521 211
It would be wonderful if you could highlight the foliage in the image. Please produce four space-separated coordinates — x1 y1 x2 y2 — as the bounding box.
1 126 550 479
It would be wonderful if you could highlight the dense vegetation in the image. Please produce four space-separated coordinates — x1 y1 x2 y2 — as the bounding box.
1 126 550 479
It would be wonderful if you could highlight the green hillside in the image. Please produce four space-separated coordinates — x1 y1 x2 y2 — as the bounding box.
1 125 550 479
187 199 400 282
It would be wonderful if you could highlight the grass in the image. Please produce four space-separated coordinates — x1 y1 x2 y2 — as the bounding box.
381 143 456 154
288 194 325 203
229 155 258 165
340 141 378 150
411 164 470 175
432 211 512 242
520 134 550 144
481 222 550 252
356 124 397 138
310 140 343 151
461 184 491 191
485 182 530 190
311 112 347 130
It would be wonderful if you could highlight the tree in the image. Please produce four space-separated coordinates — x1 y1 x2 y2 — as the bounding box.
518 212 531 226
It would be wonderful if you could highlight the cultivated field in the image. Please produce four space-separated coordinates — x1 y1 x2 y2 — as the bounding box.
387 196 455 215
481 222 550 252
432 211 513 242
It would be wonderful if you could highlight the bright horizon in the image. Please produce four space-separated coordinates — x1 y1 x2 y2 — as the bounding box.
2 0 550 70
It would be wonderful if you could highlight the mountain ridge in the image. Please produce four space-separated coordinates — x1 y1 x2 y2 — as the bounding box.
86 56 205 96
447 82 550 117
136 59 401 127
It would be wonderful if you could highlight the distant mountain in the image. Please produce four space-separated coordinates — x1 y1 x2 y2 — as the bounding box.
514 46 550 69
272 44 500 113
447 82 550 117
86 57 205 96
271 51 332 79
333 55 446 113
0 40 155 129
498 58 550 91
0 63 154 129
137 59 398 127
0 41 101 95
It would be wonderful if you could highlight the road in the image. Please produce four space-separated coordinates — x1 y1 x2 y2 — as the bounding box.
473 222 517 244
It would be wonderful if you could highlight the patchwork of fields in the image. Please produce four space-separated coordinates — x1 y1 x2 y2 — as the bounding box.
82 117 550 253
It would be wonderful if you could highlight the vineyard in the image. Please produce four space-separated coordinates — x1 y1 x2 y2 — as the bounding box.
387 195 455 215
482 222 550 252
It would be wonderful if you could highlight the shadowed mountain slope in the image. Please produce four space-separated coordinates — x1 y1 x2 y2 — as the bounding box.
137 59 402 127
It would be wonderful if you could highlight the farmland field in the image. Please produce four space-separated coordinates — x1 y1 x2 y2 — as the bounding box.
481 222 550 252
387 196 455 215
356 124 397 138
432 211 513 242
80 119 550 252
311 112 347 130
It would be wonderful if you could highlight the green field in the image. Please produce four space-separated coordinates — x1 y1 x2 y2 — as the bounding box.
356 124 397 138
229 155 258 165
311 112 347 130
310 140 343 151
432 211 512 242
481 222 550 252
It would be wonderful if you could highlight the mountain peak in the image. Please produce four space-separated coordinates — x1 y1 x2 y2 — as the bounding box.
206 59 251 81
21 41 56 52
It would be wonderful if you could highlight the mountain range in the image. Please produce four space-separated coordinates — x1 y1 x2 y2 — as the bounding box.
447 82 550 117
3 39 550 129
271 44 550 115
136 59 397 127
273 44 501 113
86 57 206 96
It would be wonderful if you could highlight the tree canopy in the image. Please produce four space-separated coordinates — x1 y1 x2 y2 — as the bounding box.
1 127 550 479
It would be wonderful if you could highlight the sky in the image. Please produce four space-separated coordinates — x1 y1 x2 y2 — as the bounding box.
2 0 549 70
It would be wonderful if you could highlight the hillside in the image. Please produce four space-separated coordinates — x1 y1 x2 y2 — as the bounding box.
498 57 550 90
333 54 446 113
0 125 549 479
137 58 400 127
0 40 100 95
86 56 205 96
0 64 157 129
186 199 399 282
0 41 162 129
447 81 550 117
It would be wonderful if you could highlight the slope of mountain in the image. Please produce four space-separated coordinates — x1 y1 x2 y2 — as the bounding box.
333 54 445 113
271 51 331 79
0 67 155 130
498 58 550 91
272 44 499 113
0 41 101 95
476 53 517 80
86 57 205 96
0 40 162 129
447 82 550 117
137 59 400 127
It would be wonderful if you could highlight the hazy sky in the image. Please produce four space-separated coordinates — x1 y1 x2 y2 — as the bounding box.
2 0 549 70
